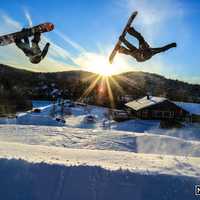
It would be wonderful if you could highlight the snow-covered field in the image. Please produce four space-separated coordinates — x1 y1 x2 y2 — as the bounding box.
0 101 199 199
0 141 199 200
1 100 200 140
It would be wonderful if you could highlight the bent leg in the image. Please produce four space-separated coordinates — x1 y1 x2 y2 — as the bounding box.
151 43 177 55
31 33 42 55
31 43 41 55
20 28 30 48
15 39 32 55
23 37 30 47
127 27 150 49
118 46 132 55
32 32 41 44
120 36 138 51
15 39 25 50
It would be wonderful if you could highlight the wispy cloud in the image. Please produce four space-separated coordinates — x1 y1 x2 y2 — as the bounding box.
42 36 77 64
127 0 184 24
1 13 22 30
55 30 86 53
23 8 33 27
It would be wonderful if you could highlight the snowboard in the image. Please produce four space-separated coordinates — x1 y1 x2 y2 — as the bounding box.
0 22 54 46
109 11 138 64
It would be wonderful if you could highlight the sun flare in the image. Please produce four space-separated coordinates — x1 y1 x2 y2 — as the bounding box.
85 55 115 76
77 52 135 108
76 52 131 77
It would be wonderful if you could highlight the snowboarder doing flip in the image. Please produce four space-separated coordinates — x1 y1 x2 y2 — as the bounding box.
109 11 177 63
0 22 54 64
118 27 177 62
15 29 50 64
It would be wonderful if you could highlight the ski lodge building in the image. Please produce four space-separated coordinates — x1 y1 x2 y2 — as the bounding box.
125 96 200 122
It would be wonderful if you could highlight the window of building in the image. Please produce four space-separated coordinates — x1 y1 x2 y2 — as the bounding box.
163 111 174 119
153 111 174 119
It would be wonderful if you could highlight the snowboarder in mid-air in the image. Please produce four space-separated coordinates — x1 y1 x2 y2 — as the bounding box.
117 26 177 62
15 29 50 64
109 11 177 63
0 22 54 64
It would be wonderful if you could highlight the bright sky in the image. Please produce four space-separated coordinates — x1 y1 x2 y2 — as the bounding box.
0 0 200 83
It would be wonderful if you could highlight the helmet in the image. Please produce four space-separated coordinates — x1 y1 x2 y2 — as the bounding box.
30 55 41 64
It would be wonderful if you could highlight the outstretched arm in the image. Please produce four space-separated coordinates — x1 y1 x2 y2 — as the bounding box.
41 43 50 59
32 32 41 44
151 43 177 55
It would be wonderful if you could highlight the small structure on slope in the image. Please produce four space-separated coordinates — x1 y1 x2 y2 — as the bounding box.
125 95 189 121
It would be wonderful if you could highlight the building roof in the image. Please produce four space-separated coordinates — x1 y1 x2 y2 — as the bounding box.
174 101 200 115
125 96 200 116
125 96 167 111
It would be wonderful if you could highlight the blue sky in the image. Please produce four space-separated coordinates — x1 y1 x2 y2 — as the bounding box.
0 0 200 83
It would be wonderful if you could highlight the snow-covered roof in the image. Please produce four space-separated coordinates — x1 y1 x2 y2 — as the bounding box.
174 101 200 115
125 96 167 111
125 96 200 115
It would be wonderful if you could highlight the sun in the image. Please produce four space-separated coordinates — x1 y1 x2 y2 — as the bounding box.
78 52 132 107
85 54 116 76
76 52 130 77
91 59 114 76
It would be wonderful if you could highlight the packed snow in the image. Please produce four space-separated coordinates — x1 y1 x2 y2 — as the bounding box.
0 100 200 200
0 125 200 157
0 141 200 177
0 141 199 200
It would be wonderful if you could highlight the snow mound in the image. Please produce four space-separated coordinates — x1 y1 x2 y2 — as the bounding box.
0 125 200 157
0 141 199 200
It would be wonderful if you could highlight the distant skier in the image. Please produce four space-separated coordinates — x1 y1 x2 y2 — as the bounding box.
15 29 50 64
117 26 177 62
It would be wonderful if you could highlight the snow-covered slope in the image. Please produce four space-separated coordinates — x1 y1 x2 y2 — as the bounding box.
0 125 200 157
0 141 199 200
0 141 200 177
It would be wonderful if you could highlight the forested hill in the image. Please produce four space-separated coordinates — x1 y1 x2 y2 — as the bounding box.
0 64 199 105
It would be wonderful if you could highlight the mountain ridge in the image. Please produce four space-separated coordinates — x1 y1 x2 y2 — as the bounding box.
0 64 199 105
